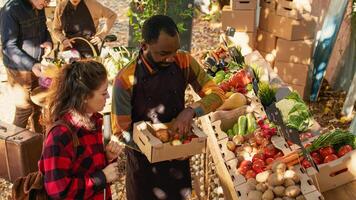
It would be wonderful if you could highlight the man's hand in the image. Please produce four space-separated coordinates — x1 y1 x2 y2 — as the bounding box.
40 42 52 58
90 36 102 45
62 38 73 49
105 141 123 162
172 107 195 136
32 63 45 77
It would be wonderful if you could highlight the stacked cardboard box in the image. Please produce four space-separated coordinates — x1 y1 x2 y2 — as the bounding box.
221 0 257 55
257 0 317 99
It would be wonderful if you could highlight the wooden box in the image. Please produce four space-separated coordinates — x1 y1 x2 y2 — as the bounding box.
133 121 207 163
307 150 356 192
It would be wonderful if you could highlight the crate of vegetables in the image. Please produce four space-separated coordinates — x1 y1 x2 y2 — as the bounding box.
211 105 252 141
133 121 207 163
234 162 323 200
299 130 356 192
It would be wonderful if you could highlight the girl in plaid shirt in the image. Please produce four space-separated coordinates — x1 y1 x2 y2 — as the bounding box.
39 61 121 199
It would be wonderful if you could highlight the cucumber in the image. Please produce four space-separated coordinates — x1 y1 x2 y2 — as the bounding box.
227 129 234 137
233 123 239 135
238 115 247 135
246 113 256 134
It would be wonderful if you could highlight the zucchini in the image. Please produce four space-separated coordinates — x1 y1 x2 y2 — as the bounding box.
238 115 247 135
233 123 239 135
227 129 234 137
246 113 256 134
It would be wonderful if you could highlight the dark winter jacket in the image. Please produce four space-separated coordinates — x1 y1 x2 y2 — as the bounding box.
0 0 52 71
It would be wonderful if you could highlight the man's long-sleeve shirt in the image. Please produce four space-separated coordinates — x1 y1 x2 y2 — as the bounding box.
111 51 225 135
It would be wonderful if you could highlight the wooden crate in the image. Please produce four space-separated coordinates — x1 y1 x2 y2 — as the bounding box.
235 165 323 199
133 121 207 163
307 150 356 192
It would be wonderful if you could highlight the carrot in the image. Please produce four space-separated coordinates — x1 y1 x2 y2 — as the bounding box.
266 150 302 170
286 157 302 167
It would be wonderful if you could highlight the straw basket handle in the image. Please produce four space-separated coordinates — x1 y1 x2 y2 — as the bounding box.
69 36 98 57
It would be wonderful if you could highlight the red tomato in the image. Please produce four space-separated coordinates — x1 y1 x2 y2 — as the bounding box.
319 146 336 158
301 159 312 168
252 153 265 162
237 165 249 175
245 170 257 179
311 152 322 164
239 160 252 169
173 134 180 140
219 82 230 92
337 145 353 157
252 159 265 173
265 158 275 165
182 140 190 144
264 145 278 158
324 154 338 163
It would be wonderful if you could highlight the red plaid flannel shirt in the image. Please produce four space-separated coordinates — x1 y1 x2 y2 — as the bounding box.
39 112 112 199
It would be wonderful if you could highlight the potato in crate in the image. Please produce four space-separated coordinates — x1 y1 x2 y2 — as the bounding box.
133 121 207 163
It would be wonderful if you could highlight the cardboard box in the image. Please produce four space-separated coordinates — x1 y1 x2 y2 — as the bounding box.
256 29 277 52
274 61 310 86
276 4 303 20
231 0 257 10
260 0 277 10
222 6 256 32
133 121 207 163
259 7 317 40
276 38 314 65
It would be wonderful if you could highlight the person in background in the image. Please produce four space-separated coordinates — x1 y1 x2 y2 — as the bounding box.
39 60 121 199
52 0 117 58
112 15 225 200
1 0 53 133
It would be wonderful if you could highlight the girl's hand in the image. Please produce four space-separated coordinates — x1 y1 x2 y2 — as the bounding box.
105 141 122 162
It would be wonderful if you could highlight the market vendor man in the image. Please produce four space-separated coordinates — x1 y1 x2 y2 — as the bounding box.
111 15 225 200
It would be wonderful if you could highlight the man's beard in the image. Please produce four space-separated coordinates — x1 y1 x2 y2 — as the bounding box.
146 51 173 69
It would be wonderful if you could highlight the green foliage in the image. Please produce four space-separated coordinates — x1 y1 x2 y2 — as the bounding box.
127 0 193 43
276 92 313 132
258 82 276 107
102 46 138 81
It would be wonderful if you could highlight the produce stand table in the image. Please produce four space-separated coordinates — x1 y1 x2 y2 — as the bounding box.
192 50 356 199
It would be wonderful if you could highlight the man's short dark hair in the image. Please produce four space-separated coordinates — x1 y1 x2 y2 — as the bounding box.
142 15 179 44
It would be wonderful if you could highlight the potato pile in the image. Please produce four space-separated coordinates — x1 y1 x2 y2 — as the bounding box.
244 162 306 200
